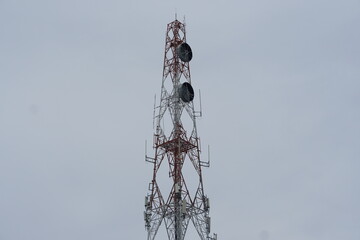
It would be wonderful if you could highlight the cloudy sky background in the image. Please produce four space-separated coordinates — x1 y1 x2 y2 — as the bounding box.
1 0 360 239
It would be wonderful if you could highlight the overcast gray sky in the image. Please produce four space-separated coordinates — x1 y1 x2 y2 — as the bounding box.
1 0 360 239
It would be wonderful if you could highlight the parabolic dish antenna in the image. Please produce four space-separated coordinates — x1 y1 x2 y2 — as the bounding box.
179 82 194 102
176 42 193 62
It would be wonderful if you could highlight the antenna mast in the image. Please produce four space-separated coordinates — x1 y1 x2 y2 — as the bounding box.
144 19 217 240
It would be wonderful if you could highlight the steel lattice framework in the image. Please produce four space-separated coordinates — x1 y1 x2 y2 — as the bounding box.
144 19 217 240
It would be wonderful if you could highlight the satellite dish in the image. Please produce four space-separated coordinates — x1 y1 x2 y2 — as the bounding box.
176 42 193 62
179 82 194 102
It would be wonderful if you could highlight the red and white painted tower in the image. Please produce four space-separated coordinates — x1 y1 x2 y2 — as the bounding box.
144 19 217 240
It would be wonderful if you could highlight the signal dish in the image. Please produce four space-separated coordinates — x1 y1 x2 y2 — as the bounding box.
179 82 194 102
177 43 193 62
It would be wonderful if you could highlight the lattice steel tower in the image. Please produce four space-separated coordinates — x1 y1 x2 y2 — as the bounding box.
144 19 217 240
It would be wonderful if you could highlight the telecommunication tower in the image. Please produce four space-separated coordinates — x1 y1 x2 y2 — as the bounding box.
144 19 217 240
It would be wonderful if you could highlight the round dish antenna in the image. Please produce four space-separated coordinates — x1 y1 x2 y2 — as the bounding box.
176 42 193 62
179 82 194 102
